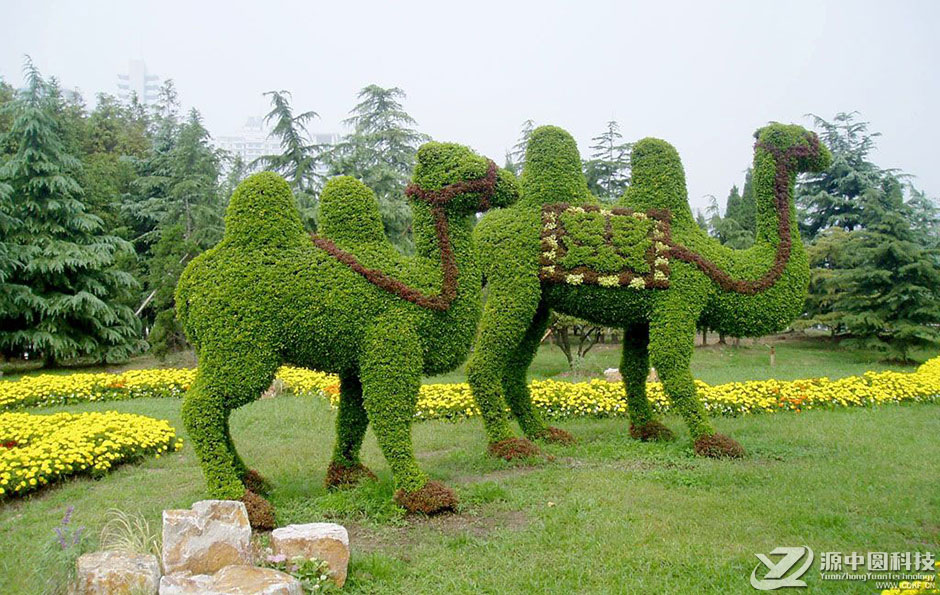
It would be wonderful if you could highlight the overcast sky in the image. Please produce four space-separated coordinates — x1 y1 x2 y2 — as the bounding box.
3 0 939 212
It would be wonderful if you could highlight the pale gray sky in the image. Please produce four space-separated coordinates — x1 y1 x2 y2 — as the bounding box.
3 0 939 212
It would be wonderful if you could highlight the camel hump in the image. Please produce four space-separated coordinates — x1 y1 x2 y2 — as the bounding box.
224 171 306 246
318 176 387 245
520 125 593 207
620 138 696 231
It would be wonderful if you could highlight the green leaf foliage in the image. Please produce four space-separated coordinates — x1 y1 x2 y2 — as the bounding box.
0 59 145 364
469 123 829 455
175 142 517 523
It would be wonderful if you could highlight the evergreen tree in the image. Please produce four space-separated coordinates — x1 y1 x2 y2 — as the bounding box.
252 90 323 228
704 194 753 249
0 60 144 364
835 177 940 362
798 112 887 238
330 85 428 252
583 120 631 201
133 108 223 352
504 119 535 177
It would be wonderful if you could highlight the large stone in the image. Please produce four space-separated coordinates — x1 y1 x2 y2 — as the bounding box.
158 565 302 595
271 522 349 587
162 500 251 576
72 551 160 594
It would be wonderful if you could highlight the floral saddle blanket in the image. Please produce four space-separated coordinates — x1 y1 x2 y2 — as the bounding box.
538 203 671 289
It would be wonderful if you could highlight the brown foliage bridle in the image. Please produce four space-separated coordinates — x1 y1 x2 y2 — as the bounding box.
310 161 498 311
667 133 821 294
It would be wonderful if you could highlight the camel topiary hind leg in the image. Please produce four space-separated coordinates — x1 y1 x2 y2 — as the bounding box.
326 373 377 489
182 347 279 528
648 308 714 440
467 274 542 453
621 324 674 442
360 316 457 513
503 304 574 445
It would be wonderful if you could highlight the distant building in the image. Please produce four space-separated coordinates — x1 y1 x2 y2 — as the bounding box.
215 117 340 171
117 60 160 105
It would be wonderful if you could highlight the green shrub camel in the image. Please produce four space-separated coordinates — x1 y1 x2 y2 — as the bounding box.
468 123 830 458
176 142 517 528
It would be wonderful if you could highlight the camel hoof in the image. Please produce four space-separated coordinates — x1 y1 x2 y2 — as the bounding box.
241 489 276 530
325 462 378 490
487 437 541 460
629 420 676 442
535 426 577 445
242 469 271 496
394 481 458 515
693 433 746 458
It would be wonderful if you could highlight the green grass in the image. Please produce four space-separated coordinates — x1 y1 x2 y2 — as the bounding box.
2 335 927 385
2 393 938 593
427 336 927 385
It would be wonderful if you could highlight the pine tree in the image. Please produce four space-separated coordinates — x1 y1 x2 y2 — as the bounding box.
798 112 886 237
132 108 223 353
835 177 940 362
253 90 323 228
584 120 631 201
504 119 535 177
330 85 428 252
0 59 144 364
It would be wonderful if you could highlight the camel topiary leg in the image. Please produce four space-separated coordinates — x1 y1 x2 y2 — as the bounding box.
182 346 279 529
649 304 744 458
326 373 377 490
360 316 457 514
503 305 575 445
467 274 543 458
621 324 674 442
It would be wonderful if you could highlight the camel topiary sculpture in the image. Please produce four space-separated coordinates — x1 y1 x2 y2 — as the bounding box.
176 142 517 528
468 123 830 459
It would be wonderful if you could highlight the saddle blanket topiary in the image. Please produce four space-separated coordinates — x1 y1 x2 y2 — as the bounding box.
538 203 671 289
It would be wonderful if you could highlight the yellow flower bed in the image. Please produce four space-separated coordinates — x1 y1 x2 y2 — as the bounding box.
0 411 182 498
1 357 938 421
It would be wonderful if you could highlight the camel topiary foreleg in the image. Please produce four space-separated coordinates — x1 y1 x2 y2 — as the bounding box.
326 373 377 490
648 305 744 458
621 324 675 442
360 316 457 513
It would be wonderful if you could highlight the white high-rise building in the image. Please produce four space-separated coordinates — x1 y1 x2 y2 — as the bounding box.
215 117 340 171
117 60 160 105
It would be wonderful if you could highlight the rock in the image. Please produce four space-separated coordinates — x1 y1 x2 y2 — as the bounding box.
72 550 160 594
158 565 301 595
271 522 350 587
162 500 251 576
603 367 659 383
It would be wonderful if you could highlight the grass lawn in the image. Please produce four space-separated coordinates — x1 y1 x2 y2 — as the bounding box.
2 391 938 593
2 335 930 386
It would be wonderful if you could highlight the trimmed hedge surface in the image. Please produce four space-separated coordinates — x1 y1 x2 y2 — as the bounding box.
2 356 937 419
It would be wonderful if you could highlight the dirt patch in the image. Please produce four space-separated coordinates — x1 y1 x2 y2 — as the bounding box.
346 509 528 554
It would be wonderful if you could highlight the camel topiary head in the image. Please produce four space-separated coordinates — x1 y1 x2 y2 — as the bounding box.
408 142 518 215
754 123 832 174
